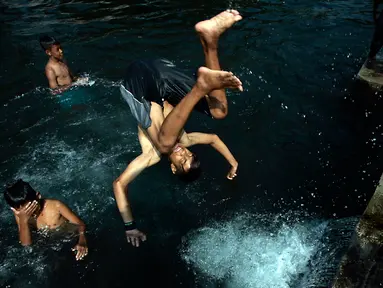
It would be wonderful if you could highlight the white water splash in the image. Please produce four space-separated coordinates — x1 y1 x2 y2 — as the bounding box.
181 213 331 288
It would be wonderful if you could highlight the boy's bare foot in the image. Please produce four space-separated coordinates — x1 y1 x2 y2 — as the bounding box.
195 10 242 47
196 67 243 93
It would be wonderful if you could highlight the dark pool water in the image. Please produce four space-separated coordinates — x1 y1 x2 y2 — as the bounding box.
1 0 382 287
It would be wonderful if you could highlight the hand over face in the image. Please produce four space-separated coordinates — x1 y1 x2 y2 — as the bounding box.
11 201 39 221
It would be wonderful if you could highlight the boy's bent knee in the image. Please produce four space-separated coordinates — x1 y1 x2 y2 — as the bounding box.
210 110 228 120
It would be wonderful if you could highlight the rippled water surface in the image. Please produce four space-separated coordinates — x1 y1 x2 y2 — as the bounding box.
1 0 382 287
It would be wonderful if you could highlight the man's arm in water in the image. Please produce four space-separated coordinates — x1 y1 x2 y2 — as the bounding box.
179 132 238 180
65 60 78 81
55 200 88 261
45 66 71 95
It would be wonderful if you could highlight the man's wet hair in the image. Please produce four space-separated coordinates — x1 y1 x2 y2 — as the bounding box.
177 154 202 183
39 35 60 51
3 179 38 208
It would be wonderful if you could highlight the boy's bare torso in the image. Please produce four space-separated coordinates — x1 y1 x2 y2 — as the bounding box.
46 59 72 86
27 199 66 230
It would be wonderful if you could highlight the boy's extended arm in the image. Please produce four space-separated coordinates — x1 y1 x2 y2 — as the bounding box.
180 132 238 179
113 149 160 247
113 149 161 223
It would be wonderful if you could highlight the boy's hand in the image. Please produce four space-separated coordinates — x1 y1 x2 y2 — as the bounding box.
11 201 38 222
227 163 238 180
72 240 88 261
125 229 147 247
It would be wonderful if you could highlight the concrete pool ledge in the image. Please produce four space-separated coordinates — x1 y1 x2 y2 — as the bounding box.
332 173 383 288
357 58 383 89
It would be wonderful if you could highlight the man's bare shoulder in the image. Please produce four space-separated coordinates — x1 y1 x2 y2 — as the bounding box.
44 199 64 210
45 61 57 74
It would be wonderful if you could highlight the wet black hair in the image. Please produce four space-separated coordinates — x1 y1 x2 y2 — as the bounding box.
39 35 60 51
3 179 38 208
177 154 202 183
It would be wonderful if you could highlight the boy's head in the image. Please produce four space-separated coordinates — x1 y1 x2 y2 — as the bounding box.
3 179 40 209
169 144 201 182
39 35 63 60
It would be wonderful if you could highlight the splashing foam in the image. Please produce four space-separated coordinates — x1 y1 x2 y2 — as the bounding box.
15 138 85 190
181 213 328 288
13 135 119 215
6 73 121 105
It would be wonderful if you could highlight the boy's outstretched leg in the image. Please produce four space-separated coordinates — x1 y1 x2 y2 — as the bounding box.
158 67 243 153
195 9 242 119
